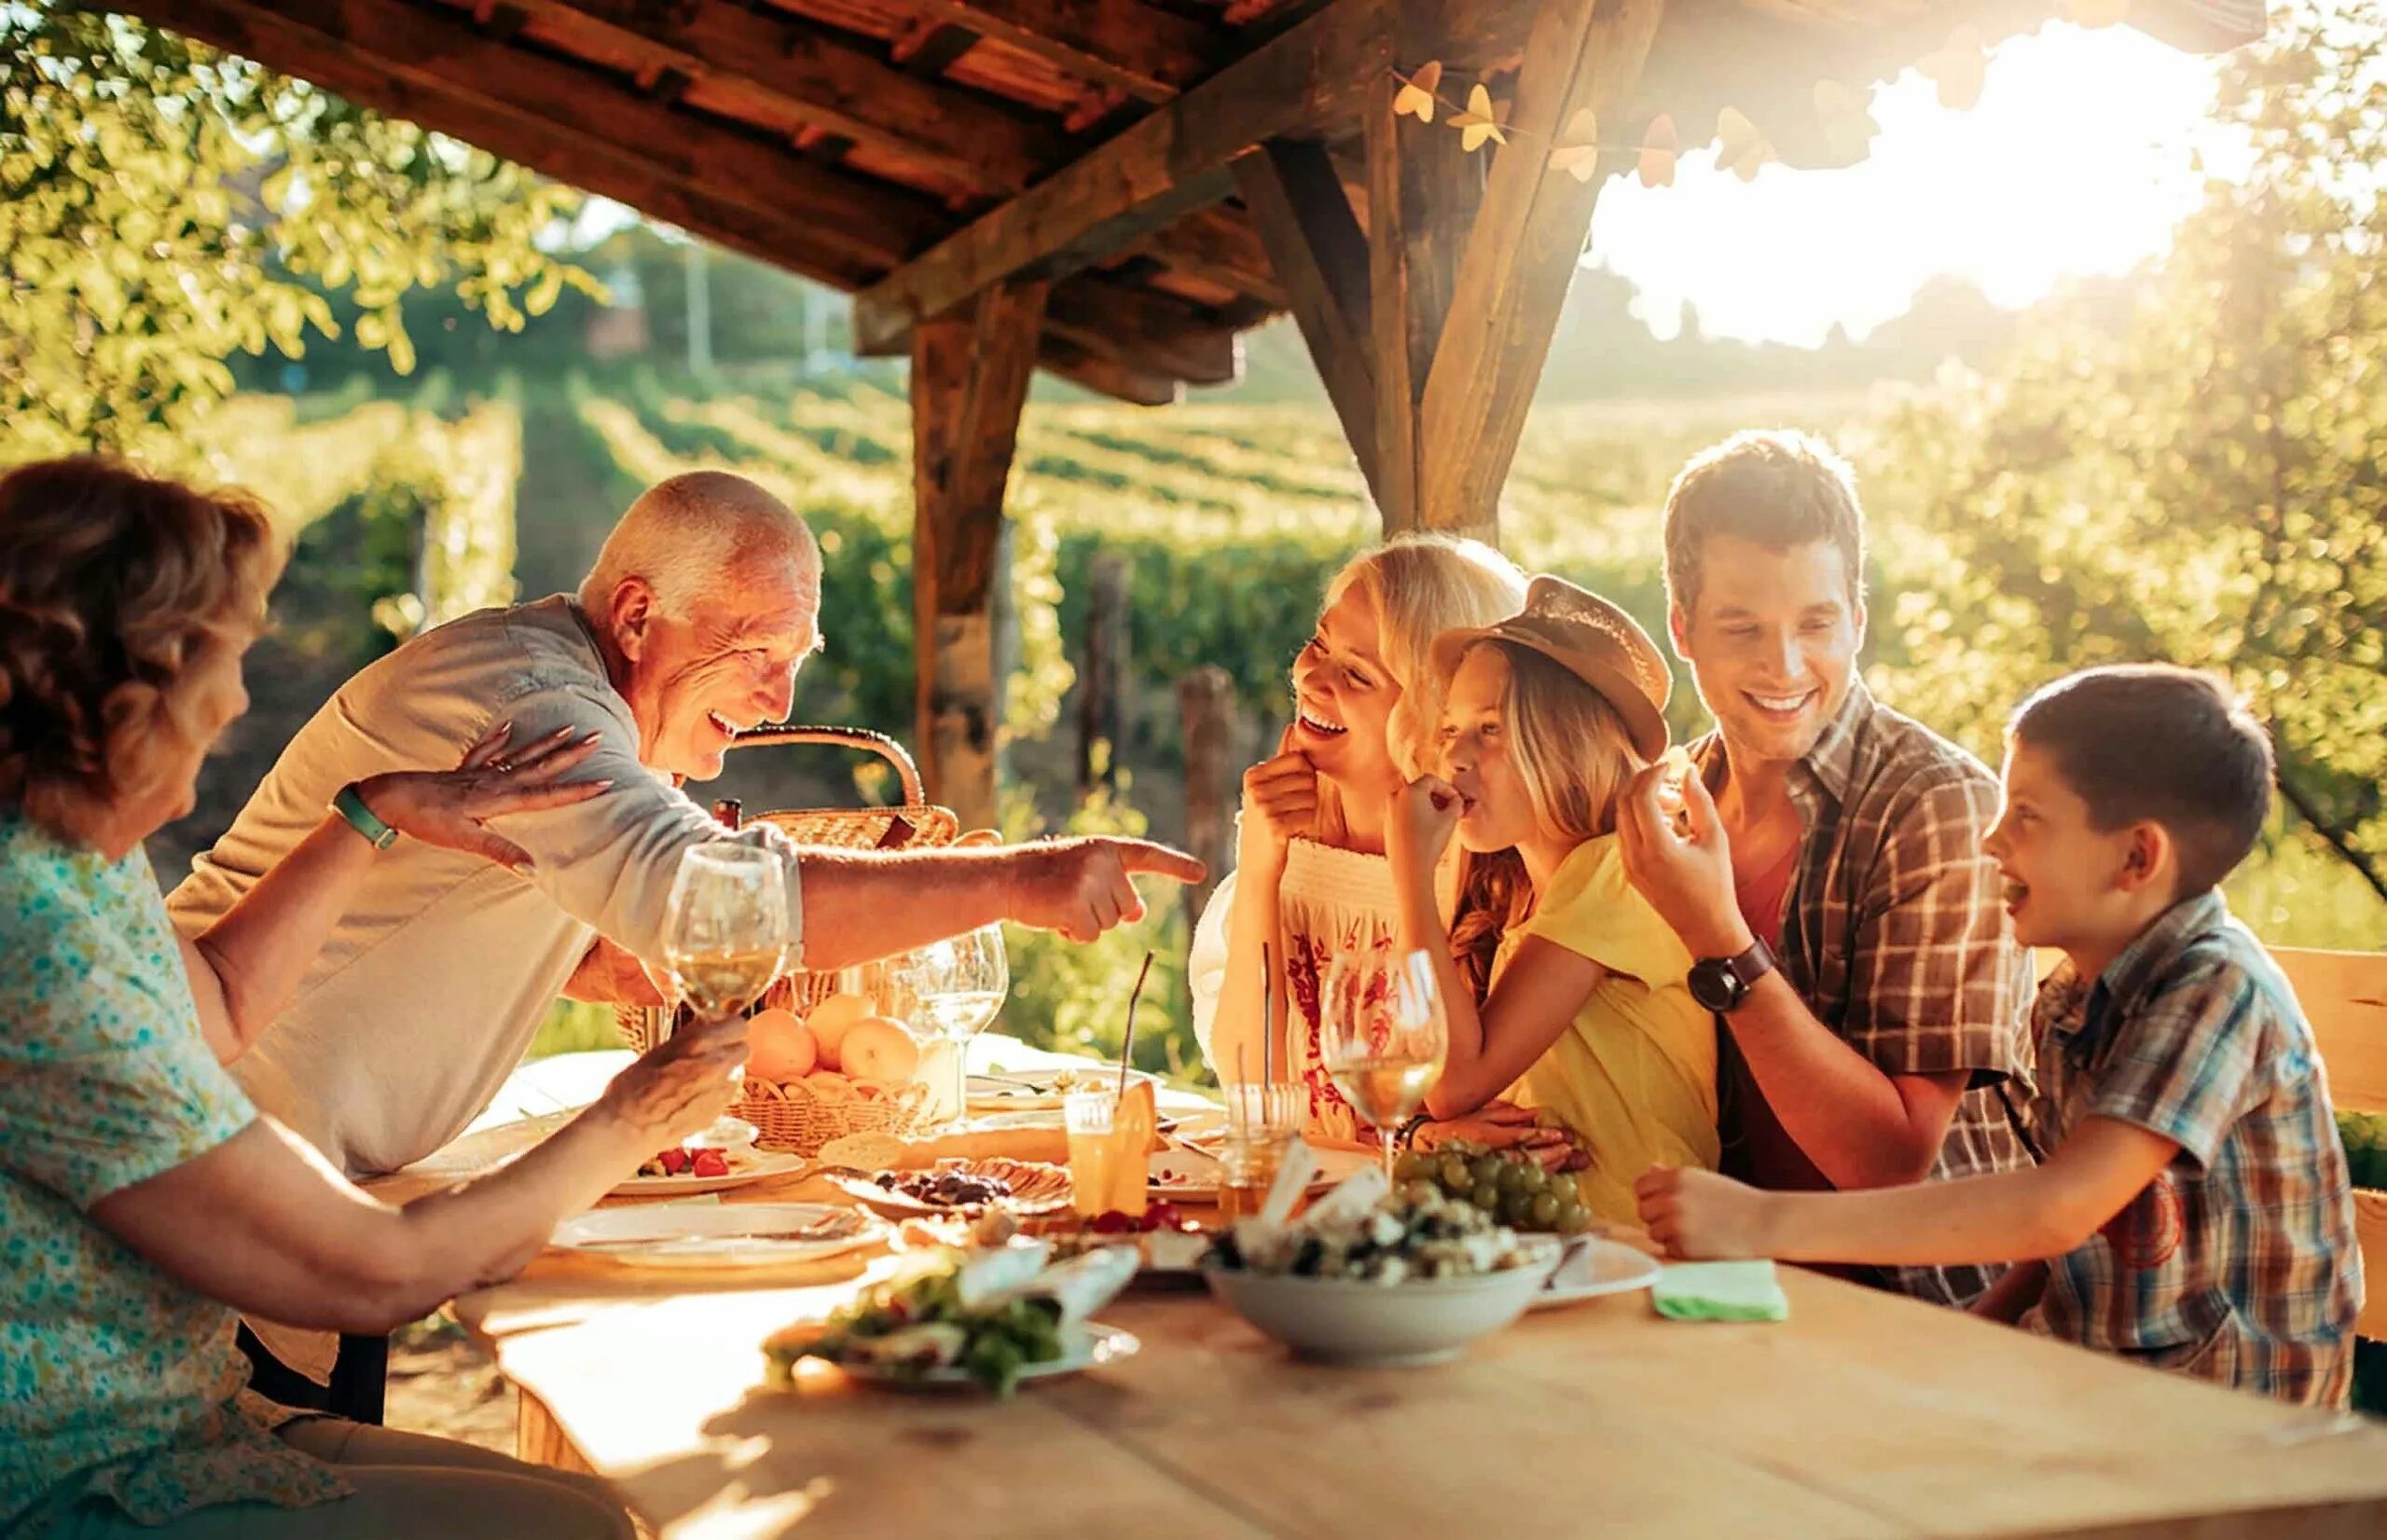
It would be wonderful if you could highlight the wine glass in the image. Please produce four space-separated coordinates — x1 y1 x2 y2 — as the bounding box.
891 925 1008 1121
658 843 792 1056
1318 949 1449 1179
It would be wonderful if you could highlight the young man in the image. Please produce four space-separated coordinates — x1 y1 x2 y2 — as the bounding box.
1615 431 2036 1308
1636 667 2361 1408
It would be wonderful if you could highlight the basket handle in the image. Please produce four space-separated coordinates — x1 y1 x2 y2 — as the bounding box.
727 724 926 805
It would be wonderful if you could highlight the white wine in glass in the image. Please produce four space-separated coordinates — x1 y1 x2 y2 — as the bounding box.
891 925 1008 1121
659 842 792 1041
1319 949 1449 1180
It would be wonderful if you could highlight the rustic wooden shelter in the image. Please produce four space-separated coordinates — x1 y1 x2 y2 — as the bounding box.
121 0 2262 826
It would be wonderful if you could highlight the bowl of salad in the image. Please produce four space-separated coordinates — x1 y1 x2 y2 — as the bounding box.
1201 1189 1562 1368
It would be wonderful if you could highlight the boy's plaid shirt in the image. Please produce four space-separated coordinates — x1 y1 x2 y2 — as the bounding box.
2024 891 2361 1408
1695 681 2038 1309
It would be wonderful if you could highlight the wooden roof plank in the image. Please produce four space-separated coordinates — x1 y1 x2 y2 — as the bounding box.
851 0 1400 353
910 0 1232 102
1036 335 1185 406
1041 279 1239 384
495 0 1065 195
223 0 951 269
130 0 893 288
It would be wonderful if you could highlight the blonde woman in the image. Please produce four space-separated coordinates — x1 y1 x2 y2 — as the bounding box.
1189 534 1525 1141
0 458 743 1539
1387 577 1720 1225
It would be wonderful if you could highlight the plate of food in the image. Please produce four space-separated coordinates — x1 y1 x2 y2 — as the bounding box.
610 1146 808 1197
965 1066 1159 1113
550 1203 880 1270
1529 1234 1663 1311
765 1242 1139 1395
1145 1144 1373 1200
834 1158 1074 1218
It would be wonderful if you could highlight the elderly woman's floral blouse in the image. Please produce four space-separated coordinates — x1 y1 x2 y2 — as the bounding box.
0 813 347 1529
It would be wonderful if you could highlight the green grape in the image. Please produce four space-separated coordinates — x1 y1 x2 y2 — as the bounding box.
1518 1163 1550 1195
1438 1156 1472 1192
1469 1155 1504 1188
1403 1179 1441 1208
1500 1190 1537 1226
1528 1191 1563 1228
1495 1162 1530 1194
1394 1151 1430 1182
1470 1183 1501 1213
1557 1204 1591 1236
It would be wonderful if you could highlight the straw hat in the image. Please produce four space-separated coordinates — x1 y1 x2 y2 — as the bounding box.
1428 575 1672 761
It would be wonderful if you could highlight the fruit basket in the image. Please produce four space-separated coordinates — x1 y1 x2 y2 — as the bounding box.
618 724 959 1155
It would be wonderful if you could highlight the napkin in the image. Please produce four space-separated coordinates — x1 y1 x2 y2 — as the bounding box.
1650 1260 1790 1322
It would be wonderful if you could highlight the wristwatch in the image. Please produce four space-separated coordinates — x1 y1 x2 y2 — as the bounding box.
1687 938 1776 1014
330 782 399 851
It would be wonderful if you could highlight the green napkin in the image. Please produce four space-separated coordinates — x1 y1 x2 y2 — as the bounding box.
1650 1260 1790 1322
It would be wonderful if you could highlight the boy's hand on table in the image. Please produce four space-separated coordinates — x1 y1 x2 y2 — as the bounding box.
1635 1164 1777 1260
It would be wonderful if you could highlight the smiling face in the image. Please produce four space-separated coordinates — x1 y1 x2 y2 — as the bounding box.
1981 738 2171 959
613 551 823 780
1435 646 1543 855
1671 534 1864 771
1290 580 1401 802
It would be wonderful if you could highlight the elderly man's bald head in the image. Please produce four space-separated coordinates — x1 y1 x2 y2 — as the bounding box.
579 471 820 619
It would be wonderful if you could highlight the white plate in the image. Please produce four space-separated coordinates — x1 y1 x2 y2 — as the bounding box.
835 1322 1141 1390
1145 1145 1373 1199
550 1203 879 1270
608 1149 807 1198
1529 1236 1663 1310
965 1068 1159 1112
831 1170 1074 1219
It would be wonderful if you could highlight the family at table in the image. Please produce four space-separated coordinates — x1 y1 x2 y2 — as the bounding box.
0 427 2364 1538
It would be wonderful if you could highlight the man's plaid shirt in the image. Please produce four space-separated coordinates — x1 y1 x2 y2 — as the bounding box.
1695 681 2038 1309
2024 891 2360 1408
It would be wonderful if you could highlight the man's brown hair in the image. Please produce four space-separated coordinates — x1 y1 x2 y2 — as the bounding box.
2008 665 2273 901
1661 429 1867 613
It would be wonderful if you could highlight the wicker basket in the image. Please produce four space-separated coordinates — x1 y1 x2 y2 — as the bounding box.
618 724 961 1154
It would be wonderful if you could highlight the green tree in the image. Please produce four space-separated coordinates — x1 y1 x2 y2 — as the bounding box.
0 3 594 464
1862 0 2387 908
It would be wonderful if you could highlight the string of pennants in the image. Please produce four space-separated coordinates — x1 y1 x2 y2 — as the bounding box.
1390 0 2136 187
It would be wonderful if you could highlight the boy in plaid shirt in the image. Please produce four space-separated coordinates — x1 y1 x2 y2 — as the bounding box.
1637 666 2361 1406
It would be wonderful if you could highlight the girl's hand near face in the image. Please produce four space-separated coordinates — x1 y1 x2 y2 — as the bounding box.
1387 774 1463 879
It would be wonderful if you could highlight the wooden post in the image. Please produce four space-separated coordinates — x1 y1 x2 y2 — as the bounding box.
1077 553 1131 797
911 277 1049 832
1241 0 1663 543
1177 666 1236 918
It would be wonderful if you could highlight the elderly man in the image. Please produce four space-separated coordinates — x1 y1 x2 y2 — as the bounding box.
169 471 1201 1180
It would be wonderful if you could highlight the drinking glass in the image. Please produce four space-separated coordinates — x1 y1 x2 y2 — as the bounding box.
1318 949 1449 1179
1218 1082 1304 1222
1064 1085 1149 1219
658 843 792 1056
890 925 1008 1121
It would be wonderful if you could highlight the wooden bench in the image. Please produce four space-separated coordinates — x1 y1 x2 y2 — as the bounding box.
2279 947 2387 1342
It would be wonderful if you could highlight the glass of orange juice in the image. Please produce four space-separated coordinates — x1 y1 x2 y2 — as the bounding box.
1065 1085 1149 1218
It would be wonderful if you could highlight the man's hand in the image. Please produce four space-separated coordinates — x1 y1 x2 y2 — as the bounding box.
1616 762 1750 958
1635 1164 1778 1259
1003 837 1207 943
1387 775 1463 880
1239 726 1318 859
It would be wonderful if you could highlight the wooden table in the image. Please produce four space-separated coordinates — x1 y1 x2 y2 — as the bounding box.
445 1163 2387 1540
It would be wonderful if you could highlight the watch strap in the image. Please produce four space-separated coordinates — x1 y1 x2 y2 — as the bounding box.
331 782 399 851
1718 936 1776 989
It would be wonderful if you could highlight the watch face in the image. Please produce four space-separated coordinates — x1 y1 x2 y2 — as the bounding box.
1688 959 1746 1014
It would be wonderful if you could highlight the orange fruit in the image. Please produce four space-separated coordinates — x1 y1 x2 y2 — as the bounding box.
743 1008 817 1083
804 991 874 1071
840 1016 922 1087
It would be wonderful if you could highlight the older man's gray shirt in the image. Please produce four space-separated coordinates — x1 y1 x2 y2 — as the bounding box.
167 595 805 1178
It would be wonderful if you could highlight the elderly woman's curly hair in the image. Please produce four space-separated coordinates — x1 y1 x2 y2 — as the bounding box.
0 458 283 845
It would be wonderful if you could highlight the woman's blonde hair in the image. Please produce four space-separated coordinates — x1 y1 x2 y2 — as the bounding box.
0 458 283 846
1444 641 1646 998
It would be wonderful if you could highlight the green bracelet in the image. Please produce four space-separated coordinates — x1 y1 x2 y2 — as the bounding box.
331 782 398 851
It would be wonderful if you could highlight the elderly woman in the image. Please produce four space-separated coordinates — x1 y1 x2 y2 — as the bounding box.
0 458 743 1539
1190 534 1530 1139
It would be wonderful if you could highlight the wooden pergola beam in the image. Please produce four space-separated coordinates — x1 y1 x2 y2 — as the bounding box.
1231 138 1380 500
910 0 1231 103
132 0 903 287
912 278 1051 831
851 0 1401 354
1419 0 1666 528
1042 281 1239 386
172 0 952 271
1037 336 1185 407
498 0 1067 196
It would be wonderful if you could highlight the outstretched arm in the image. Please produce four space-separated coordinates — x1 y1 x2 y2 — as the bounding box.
1635 1117 2178 1267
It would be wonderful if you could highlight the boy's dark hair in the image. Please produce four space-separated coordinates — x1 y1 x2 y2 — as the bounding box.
1662 429 1867 613
2009 665 2273 900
